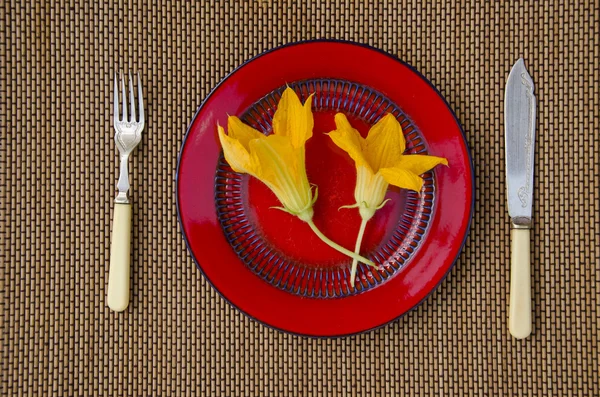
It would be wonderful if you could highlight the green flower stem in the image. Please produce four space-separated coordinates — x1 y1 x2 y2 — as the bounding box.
350 217 369 286
305 219 375 267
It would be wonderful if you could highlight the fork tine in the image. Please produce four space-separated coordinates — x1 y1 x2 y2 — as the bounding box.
128 72 136 121
137 72 144 124
113 73 120 123
120 71 128 122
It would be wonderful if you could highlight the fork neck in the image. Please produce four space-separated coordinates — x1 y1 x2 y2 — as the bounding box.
116 154 130 203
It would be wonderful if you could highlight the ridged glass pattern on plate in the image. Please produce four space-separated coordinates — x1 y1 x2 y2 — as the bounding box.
215 79 436 298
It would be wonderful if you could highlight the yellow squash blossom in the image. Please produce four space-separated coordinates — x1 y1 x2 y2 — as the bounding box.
328 113 448 285
218 87 374 267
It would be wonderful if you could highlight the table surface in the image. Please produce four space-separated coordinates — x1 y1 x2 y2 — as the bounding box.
2 1 598 396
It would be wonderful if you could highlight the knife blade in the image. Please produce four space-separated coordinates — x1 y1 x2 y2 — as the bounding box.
505 58 536 339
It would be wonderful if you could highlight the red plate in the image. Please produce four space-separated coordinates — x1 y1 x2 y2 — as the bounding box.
177 40 473 337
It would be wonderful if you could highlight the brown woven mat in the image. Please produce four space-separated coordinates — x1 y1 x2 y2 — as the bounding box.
2 1 599 395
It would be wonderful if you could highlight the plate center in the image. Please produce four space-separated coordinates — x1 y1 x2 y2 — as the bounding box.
214 78 436 297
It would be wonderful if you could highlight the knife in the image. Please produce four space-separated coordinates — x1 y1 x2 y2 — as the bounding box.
505 58 536 339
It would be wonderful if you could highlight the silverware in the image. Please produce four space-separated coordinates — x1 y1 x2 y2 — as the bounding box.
107 72 144 312
504 58 536 339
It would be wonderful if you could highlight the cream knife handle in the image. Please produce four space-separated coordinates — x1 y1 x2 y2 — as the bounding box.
509 227 531 339
107 203 132 312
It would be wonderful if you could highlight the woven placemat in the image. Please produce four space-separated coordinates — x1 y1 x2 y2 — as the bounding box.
2 1 598 395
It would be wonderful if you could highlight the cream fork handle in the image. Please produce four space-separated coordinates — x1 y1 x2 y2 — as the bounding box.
107 203 131 312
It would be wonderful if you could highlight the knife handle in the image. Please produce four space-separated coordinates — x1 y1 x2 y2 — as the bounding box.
107 203 132 312
509 227 531 339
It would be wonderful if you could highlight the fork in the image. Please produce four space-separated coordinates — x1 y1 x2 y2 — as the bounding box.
107 72 144 312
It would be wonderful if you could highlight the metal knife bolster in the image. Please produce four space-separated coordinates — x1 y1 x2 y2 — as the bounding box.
511 216 532 229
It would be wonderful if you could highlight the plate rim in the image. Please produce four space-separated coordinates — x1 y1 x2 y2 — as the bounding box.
175 39 475 338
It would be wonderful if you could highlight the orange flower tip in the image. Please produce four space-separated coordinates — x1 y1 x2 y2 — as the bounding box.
379 113 395 121
334 113 347 122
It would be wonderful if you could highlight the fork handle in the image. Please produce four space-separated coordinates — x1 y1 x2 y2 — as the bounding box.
107 203 132 312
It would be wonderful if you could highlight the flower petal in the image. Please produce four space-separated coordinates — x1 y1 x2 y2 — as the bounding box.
327 113 371 171
379 167 424 192
395 154 448 176
249 135 313 213
218 124 256 174
272 87 314 148
364 113 405 171
227 116 264 151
